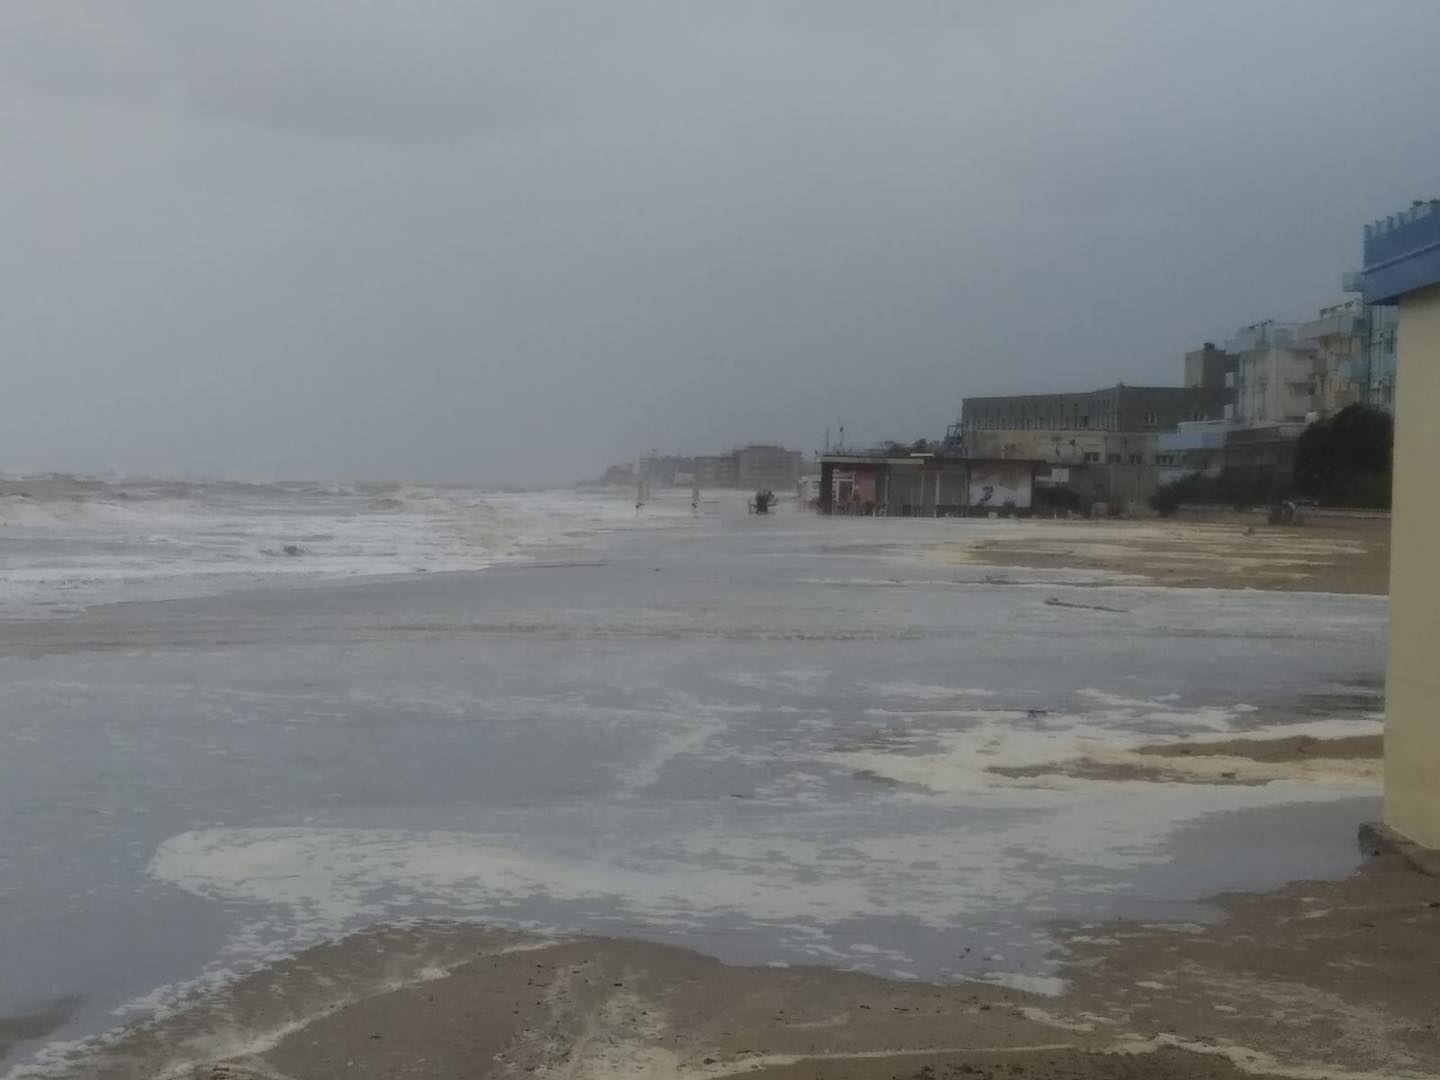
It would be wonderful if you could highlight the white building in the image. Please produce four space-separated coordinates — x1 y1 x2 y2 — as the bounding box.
1227 321 1319 428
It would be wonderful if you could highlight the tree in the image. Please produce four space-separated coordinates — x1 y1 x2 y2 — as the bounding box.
1293 404 1394 509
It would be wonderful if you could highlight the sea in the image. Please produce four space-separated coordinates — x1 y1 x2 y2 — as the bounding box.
0 474 1388 1078
0 473 692 616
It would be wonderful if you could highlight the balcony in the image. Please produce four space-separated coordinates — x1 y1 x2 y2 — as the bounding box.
1297 310 1367 342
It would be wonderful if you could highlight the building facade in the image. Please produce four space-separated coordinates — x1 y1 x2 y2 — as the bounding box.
1292 297 1400 416
954 385 1224 507
960 385 1226 436
1297 300 1368 417
694 454 739 488
1184 342 1238 407
1364 305 1400 410
1155 419 1229 485
963 427 1158 467
1226 321 1320 428
1360 197 1440 850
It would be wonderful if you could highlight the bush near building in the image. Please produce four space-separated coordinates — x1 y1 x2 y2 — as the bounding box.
1293 404 1393 509
1034 484 1089 516
1149 404 1394 516
1149 467 1291 517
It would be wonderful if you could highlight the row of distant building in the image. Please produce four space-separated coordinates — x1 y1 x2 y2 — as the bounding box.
810 201 1435 517
944 267 1401 506
594 286 1394 508
594 445 806 493
596 201 1430 514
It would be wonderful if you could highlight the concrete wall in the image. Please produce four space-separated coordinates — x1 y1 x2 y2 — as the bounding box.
1385 282 1440 848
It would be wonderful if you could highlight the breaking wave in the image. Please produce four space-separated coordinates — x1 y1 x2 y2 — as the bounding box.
0 472 693 614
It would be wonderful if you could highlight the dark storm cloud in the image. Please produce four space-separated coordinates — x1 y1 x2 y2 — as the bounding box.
0 1 1436 483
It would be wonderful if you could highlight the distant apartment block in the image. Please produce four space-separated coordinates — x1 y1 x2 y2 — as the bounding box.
607 445 804 490
735 445 804 490
693 454 738 488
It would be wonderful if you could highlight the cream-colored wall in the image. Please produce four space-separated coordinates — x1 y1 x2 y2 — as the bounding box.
1385 282 1440 848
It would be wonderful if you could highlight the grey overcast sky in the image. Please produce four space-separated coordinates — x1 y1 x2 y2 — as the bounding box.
1 2 1437 483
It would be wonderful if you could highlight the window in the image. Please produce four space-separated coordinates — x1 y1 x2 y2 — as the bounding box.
1143 411 1157 425
1078 415 1090 428
1128 454 1142 464
1083 452 1100 463
1107 453 1121 464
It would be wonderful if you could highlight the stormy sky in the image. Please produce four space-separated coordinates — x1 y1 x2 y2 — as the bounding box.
1 2 1436 484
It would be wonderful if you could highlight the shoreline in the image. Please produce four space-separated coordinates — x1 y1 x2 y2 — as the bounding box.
26 850 1437 1080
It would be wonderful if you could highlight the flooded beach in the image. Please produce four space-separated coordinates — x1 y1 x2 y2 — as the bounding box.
0 490 1392 1077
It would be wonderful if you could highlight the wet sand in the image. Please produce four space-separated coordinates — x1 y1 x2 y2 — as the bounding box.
1140 732 1382 762
0 1001 77 1067
937 518 1390 595
991 732 1384 788
49 854 1436 1080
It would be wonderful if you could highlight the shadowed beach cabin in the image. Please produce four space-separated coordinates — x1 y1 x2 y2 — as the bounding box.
817 453 1041 517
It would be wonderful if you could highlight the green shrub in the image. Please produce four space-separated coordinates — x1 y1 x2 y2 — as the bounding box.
1149 467 1291 517
1294 404 1393 509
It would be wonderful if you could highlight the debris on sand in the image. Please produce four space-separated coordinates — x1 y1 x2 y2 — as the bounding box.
1043 597 1130 614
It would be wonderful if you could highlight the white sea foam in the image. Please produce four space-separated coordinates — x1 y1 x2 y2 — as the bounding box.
0 474 693 614
967 972 1068 997
825 692 1385 796
144 775 1363 985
